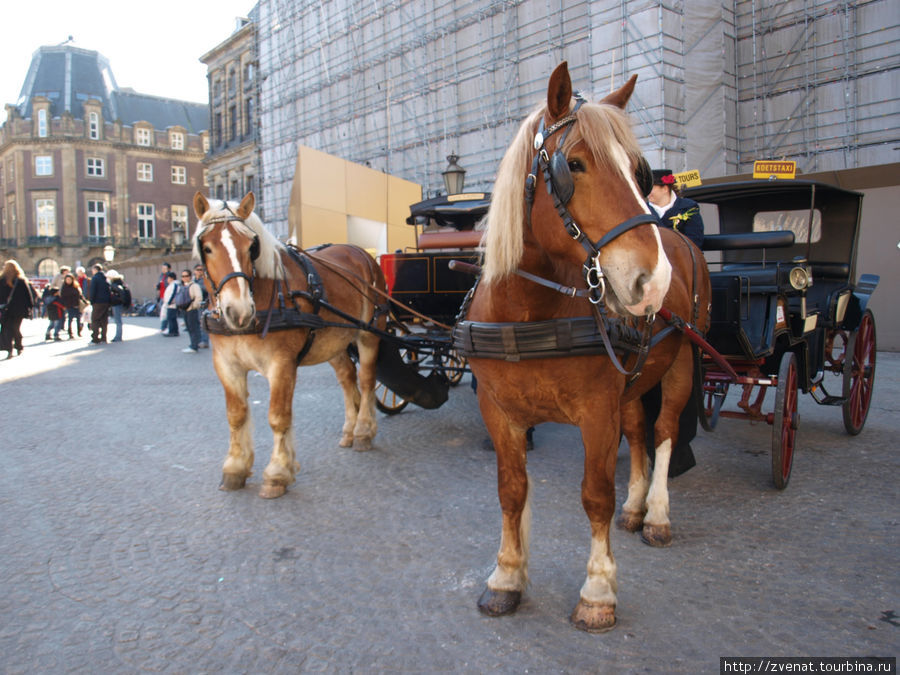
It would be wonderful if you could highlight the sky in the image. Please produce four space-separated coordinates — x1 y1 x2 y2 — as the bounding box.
0 0 257 122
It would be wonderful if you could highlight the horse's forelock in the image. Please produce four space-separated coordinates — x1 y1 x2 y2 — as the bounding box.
481 100 643 283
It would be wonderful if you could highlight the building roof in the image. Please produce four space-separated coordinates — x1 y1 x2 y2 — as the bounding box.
15 44 207 132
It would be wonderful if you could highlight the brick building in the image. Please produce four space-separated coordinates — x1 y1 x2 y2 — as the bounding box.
0 44 208 279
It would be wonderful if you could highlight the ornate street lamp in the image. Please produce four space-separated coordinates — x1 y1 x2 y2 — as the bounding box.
172 228 186 248
442 153 466 196
103 244 115 262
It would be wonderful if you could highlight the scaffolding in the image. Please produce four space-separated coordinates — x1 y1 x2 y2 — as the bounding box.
255 0 899 235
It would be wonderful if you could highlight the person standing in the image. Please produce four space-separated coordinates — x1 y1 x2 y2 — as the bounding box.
59 273 86 338
158 262 172 333
50 265 71 290
0 260 35 359
193 264 210 348
88 264 111 344
107 270 131 343
161 272 179 337
75 266 90 296
646 169 705 249
180 270 204 353
43 287 65 341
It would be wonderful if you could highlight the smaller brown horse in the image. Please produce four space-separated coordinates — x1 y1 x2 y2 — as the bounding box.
193 191 388 498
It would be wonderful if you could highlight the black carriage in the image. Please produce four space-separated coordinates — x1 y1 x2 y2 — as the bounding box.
373 193 487 413
373 179 879 489
688 179 878 487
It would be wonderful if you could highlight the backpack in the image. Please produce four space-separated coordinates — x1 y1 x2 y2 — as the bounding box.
121 285 132 309
174 282 193 310
109 284 123 306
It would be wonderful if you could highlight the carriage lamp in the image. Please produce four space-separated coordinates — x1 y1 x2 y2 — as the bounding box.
171 228 186 250
789 257 812 291
442 154 466 195
103 244 116 262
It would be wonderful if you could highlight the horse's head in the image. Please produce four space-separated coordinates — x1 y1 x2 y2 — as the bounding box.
193 191 267 331
483 62 671 317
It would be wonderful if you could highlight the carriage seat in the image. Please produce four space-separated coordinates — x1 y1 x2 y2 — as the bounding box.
417 230 482 250
701 231 795 251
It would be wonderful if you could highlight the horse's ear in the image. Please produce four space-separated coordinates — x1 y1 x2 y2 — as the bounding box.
237 192 255 220
546 62 573 120
600 74 638 110
193 191 209 219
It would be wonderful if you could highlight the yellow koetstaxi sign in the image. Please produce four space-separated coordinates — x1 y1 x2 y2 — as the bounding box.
753 160 796 179
674 169 702 187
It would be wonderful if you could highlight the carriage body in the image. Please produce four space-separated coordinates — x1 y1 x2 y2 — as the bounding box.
373 193 487 413
686 180 879 487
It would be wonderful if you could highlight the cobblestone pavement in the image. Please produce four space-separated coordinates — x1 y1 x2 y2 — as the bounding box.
0 316 897 673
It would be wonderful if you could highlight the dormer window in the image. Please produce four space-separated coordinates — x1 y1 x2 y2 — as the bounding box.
37 109 48 138
135 127 152 146
170 132 184 150
89 112 100 140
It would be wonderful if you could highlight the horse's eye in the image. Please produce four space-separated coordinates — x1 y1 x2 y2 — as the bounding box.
203 246 213 255
568 159 585 173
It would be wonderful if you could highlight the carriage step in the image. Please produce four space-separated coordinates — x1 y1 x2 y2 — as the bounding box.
809 384 844 406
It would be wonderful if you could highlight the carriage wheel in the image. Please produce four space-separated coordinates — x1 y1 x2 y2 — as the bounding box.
374 381 410 415
771 351 799 490
442 349 467 386
842 309 876 435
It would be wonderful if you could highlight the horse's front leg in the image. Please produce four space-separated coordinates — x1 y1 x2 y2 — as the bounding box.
213 355 254 491
351 332 381 450
616 398 649 533
641 343 694 547
329 350 362 449
571 404 620 633
259 358 299 499
477 398 531 617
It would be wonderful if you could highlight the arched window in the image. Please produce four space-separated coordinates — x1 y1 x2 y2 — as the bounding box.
37 258 59 278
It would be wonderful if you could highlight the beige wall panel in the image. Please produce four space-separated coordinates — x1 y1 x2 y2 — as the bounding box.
300 205 346 249
387 176 422 227
345 162 387 222
299 146 346 213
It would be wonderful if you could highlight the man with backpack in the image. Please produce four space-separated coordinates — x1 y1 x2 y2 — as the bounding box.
107 270 132 343
88 264 111 344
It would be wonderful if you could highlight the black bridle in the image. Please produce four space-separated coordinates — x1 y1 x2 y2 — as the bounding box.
198 205 260 298
524 94 658 306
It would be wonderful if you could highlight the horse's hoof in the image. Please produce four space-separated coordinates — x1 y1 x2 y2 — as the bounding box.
615 509 644 532
219 474 247 491
570 600 616 633
353 436 372 452
477 587 521 617
640 523 672 547
258 481 287 499
339 435 353 448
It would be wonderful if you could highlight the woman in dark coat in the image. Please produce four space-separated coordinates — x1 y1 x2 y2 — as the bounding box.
59 273 86 338
0 259 35 359
647 169 705 249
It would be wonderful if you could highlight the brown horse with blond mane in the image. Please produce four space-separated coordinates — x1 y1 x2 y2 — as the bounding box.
462 63 710 631
192 191 387 499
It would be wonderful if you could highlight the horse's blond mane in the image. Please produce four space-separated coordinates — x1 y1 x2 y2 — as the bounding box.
193 199 286 280
481 99 644 283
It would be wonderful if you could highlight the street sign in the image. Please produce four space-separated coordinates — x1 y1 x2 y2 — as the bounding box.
753 160 796 180
674 169 702 188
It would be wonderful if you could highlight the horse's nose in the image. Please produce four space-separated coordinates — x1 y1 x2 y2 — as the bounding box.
224 302 255 329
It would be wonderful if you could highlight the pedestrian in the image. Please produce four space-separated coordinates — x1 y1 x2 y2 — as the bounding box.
75 266 90 296
158 262 172 333
59 273 86 338
0 259 35 359
646 169 705 249
43 287 65 341
107 270 132 343
161 272 179 337
193 264 210 348
88 263 111 344
180 269 204 353
50 265 71 290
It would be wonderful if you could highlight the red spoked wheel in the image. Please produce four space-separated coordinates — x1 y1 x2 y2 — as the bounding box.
842 309 876 435
771 352 799 490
